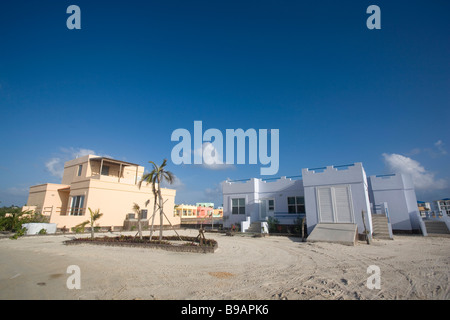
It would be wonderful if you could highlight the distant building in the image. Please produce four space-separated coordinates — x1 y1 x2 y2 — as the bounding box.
196 202 214 208
431 199 450 216
417 201 432 217
174 204 222 219
174 204 198 218
213 208 223 218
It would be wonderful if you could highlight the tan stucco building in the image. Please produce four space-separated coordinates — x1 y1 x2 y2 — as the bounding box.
23 155 178 231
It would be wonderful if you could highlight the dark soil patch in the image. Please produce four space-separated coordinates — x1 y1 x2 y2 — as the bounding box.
64 235 218 253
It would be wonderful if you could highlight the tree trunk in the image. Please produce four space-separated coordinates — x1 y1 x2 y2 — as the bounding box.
149 190 158 241
137 210 143 240
157 178 164 241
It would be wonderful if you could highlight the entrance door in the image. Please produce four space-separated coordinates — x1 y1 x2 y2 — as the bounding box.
260 198 274 220
317 185 354 223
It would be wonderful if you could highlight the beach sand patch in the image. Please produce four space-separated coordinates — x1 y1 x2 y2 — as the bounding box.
208 272 235 279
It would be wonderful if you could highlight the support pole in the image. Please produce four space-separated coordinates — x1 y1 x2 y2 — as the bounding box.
99 159 104 177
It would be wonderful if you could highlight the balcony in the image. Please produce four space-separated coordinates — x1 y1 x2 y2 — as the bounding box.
89 157 141 185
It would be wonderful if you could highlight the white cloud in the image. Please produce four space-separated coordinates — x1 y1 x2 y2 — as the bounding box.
160 175 185 190
45 147 111 178
406 140 448 158
193 142 235 170
5 187 29 196
45 158 64 178
382 153 447 190
204 184 222 204
434 140 447 155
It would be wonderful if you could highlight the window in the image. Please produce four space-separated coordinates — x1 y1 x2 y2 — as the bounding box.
232 198 245 215
268 199 275 211
70 195 85 216
101 165 110 176
287 196 305 214
77 165 83 176
141 209 148 219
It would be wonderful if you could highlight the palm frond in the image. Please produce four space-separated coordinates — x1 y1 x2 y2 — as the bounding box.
162 170 175 185
132 202 140 213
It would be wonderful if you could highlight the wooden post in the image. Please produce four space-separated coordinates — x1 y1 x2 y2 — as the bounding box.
362 210 372 245
301 217 305 242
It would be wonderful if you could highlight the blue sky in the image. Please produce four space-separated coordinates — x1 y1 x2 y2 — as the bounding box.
0 0 449 206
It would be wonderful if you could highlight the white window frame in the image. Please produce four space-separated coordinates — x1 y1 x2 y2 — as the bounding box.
231 197 246 215
70 195 85 216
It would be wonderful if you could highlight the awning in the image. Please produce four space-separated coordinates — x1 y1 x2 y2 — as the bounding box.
89 157 139 167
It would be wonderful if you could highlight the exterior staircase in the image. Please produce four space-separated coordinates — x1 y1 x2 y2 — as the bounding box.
246 221 263 233
371 214 393 240
424 220 450 237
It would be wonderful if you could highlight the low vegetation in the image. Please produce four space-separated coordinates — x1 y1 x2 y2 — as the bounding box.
0 206 49 239
68 235 217 247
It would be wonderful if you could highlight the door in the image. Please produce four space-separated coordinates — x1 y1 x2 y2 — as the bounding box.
317 185 354 223
334 186 353 223
260 198 274 220
318 187 334 222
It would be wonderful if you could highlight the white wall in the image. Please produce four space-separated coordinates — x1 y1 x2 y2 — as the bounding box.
222 179 257 228
368 174 419 231
221 177 304 228
302 163 373 235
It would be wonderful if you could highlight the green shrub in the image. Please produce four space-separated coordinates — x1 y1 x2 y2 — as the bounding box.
267 217 279 233
9 227 27 240
0 209 47 233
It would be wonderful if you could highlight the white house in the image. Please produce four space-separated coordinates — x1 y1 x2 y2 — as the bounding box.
367 173 421 231
302 163 373 236
221 162 424 238
221 176 304 230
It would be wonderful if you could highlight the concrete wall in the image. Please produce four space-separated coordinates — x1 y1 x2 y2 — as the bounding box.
222 178 257 228
368 174 419 231
302 163 373 235
26 183 70 216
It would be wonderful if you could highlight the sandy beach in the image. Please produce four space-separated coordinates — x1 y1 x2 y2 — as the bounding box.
0 229 449 300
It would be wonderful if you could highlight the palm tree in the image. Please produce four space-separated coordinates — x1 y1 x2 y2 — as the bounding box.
141 164 158 240
141 159 174 241
87 208 103 239
132 202 143 240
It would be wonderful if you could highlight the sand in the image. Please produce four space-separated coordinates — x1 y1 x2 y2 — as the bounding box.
0 229 449 300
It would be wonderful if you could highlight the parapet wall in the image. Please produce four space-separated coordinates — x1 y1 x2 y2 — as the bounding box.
302 163 366 187
368 173 415 191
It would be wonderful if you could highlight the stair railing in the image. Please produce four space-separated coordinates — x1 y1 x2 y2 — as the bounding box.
381 203 394 239
415 211 428 236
